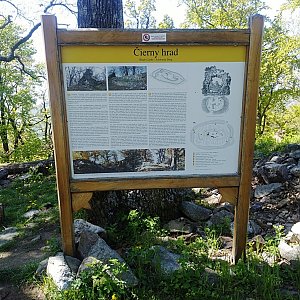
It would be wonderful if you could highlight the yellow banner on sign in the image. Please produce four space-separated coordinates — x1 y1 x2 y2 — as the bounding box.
61 45 246 63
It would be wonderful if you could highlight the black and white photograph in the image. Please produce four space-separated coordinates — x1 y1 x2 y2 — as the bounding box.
72 148 185 174
65 66 107 91
107 66 147 90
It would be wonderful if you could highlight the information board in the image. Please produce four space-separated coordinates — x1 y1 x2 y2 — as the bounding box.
42 14 264 263
62 46 246 179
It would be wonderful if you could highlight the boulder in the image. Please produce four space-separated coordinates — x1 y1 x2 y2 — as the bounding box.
278 240 300 261
164 218 195 234
208 209 234 226
150 245 181 275
74 219 106 242
181 201 212 222
259 163 289 184
290 165 300 177
46 253 74 290
78 231 138 286
0 169 8 180
254 183 282 198
23 209 41 219
0 227 19 247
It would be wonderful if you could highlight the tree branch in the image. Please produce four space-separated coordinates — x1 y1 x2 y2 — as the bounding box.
0 14 12 29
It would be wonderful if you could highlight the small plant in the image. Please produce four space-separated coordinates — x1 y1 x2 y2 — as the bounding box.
43 259 135 300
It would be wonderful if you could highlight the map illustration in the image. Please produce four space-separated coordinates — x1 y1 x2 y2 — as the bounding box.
152 68 185 85
191 120 234 149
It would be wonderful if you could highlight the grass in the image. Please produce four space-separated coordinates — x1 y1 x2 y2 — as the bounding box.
0 170 300 299
43 209 300 300
0 168 58 230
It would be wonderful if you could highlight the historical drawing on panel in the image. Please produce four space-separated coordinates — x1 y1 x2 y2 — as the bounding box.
201 66 232 114
191 120 234 149
201 96 229 114
65 66 107 91
202 66 231 96
107 66 147 90
151 68 185 85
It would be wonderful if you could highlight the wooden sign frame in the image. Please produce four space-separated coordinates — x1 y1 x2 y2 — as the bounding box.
42 14 264 263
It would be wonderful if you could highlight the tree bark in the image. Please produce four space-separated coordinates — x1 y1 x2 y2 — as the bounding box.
77 0 124 28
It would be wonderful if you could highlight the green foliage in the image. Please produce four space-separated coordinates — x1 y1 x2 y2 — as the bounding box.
0 171 57 229
158 15 175 29
43 260 136 300
0 262 38 284
0 20 51 162
125 0 157 28
257 16 300 136
180 0 267 29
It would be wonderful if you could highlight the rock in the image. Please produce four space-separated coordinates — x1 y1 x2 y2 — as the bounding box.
181 201 212 222
203 267 219 285
77 256 99 274
0 179 10 187
202 194 221 205
164 218 195 234
74 219 106 242
0 169 8 180
0 227 19 247
254 183 282 198
78 231 138 286
36 258 49 276
291 222 300 235
276 198 289 209
215 203 234 213
65 256 81 275
249 235 265 251
285 144 300 153
230 220 262 237
219 236 233 249
261 252 276 265
290 165 300 177
150 245 181 275
290 149 300 159
30 235 41 243
248 220 262 236
250 201 263 212
23 209 41 219
46 253 74 290
208 210 234 226
259 163 289 184
278 240 300 261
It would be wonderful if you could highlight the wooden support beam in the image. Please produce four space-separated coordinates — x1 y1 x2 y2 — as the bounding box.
219 188 238 206
72 192 93 212
42 15 75 256
232 14 264 263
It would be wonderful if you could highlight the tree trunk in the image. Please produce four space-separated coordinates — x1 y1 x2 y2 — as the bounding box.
77 0 124 28
77 0 192 226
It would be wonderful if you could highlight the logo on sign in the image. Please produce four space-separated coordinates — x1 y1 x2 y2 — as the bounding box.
142 33 151 42
142 33 167 43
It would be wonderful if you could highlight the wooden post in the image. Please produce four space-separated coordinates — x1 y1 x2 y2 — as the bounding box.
42 15 75 256
233 15 264 263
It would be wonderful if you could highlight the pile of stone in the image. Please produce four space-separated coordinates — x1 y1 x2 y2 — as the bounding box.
251 145 300 235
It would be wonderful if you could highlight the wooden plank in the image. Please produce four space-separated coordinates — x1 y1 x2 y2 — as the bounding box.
232 15 264 263
72 192 93 212
70 176 240 192
57 29 250 45
41 15 75 256
219 188 238 206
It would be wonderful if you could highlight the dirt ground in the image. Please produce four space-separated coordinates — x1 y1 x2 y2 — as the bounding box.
0 223 60 300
